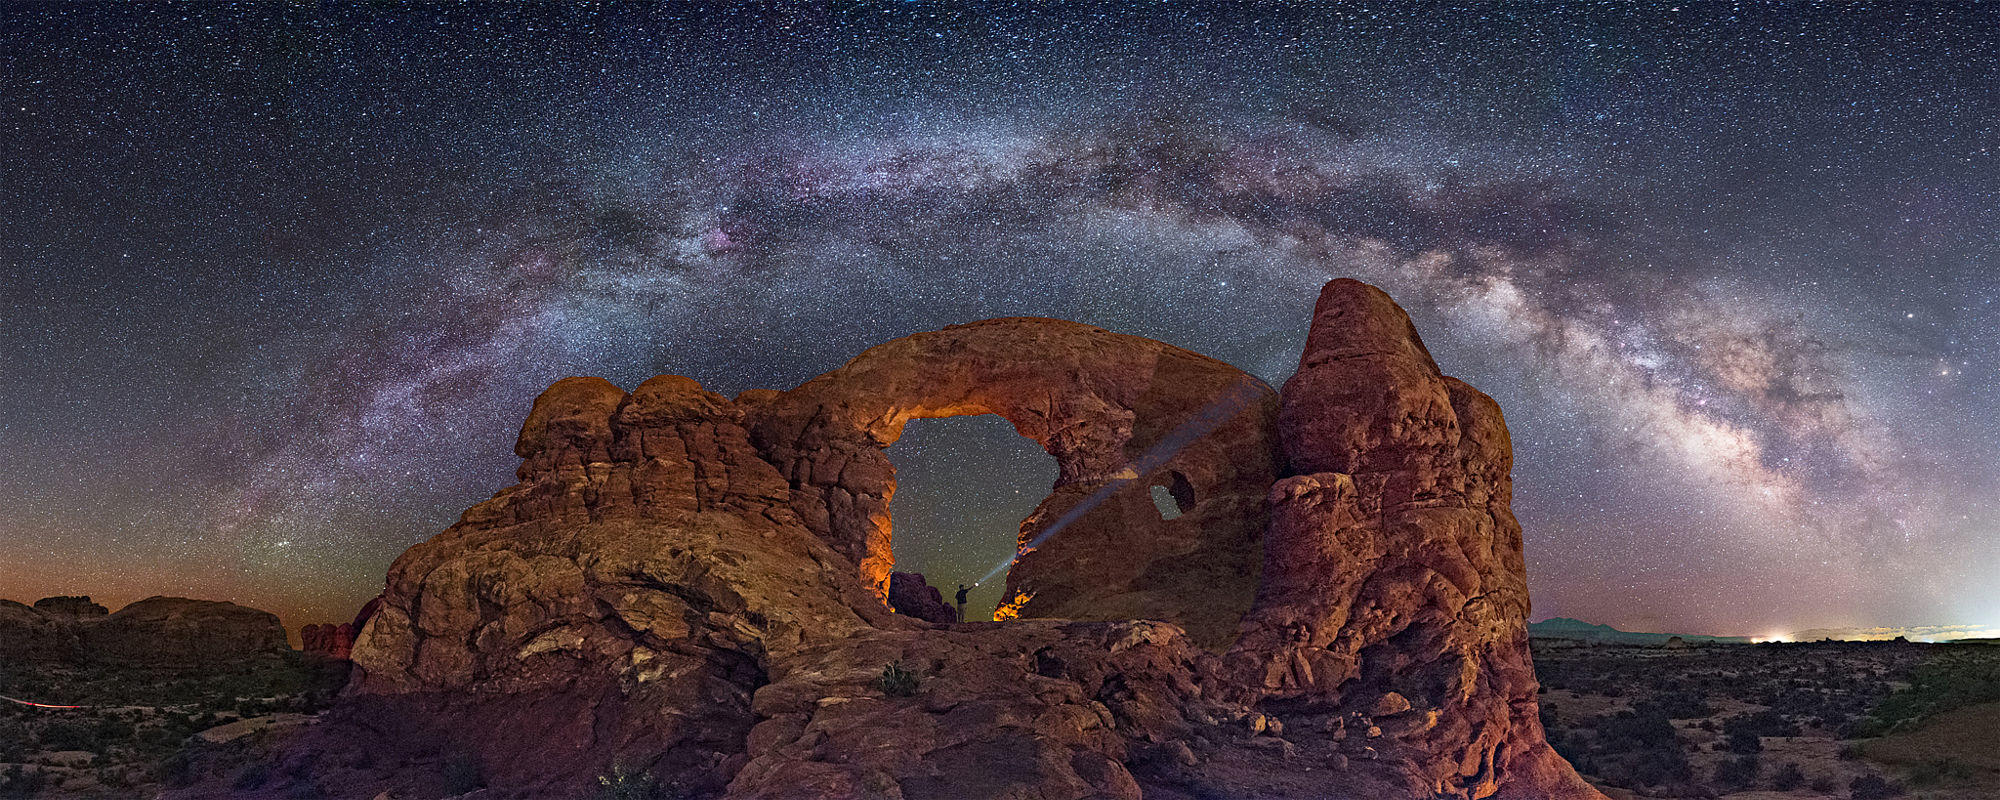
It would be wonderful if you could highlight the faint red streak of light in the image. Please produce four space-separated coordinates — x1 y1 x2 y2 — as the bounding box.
0 693 83 709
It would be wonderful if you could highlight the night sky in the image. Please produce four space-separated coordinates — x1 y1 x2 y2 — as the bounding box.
4 4 1997 638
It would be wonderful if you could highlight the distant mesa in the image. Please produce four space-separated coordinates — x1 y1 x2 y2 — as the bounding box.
0 595 289 666
1529 617 1752 646
32 595 108 618
162 279 1603 800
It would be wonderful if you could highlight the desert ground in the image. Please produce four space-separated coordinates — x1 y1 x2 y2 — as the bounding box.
0 655 347 798
1535 638 2000 800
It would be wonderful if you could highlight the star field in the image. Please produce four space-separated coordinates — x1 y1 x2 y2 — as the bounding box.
2 3 1997 636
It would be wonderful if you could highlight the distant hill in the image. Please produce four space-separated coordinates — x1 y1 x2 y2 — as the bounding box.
1530 617 1751 646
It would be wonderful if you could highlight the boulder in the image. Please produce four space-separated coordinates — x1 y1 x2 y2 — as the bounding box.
887 571 958 624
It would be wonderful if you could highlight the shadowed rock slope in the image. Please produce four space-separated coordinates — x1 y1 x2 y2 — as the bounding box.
164 279 1599 800
0 595 288 666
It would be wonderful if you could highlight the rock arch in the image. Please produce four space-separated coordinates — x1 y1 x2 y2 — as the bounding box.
744 317 1279 648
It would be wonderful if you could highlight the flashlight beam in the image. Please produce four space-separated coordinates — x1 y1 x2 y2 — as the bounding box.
977 376 1266 588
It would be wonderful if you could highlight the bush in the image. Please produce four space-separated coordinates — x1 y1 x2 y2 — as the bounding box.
875 661 919 698
1723 709 1800 739
1713 755 1760 789
1906 758 1972 787
1 764 48 796
597 764 666 800
1771 761 1805 790
1644 693 1713 720
232 762 274 791
1724 730 1762 754
36 719 97 751
1850 773 1904 799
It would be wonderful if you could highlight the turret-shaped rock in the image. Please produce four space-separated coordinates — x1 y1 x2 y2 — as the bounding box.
1229 278 1599 799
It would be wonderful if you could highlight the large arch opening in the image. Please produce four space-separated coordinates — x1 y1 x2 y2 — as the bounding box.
885 414 1057 621
744 316 1280 648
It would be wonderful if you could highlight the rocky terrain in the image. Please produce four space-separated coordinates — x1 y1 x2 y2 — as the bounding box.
0 599 343 798
157 278 1601 799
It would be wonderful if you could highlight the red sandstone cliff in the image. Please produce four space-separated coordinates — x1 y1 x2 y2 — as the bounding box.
164 279 1599 800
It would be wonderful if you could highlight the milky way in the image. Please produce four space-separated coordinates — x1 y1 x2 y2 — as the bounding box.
3 4 1996 635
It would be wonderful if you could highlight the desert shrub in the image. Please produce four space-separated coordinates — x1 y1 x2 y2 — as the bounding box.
1723 730 1762 754
1713 755 1760 789
1 764 48 797
1723 709 1800 739
1849 773 1904 799
1771 761 1805 790
1593 709 1678 752
598 763 667 800
94 716 136 743
1906 758 1972 787
1644 693 1713 719
875 661 919 698
0 718 23 761
233 762 274 791
1865 653 2000 729
36 719 97 751
1809 774 1837 793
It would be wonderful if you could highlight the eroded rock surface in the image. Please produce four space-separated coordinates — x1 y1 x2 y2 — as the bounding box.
86 597 290 667
1224 278 1600 799
165 279 1596 800
301 622 357 660
746 317 1280 650
887 571 958 624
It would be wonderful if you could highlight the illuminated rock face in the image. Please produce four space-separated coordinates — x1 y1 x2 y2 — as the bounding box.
744 317 1279 650
1228 279 1602 799
165 280 1596 800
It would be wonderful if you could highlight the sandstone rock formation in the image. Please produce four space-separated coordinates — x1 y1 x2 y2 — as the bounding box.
1224 279 1600 799
301 622 358 660
85 597 290 666
0 598 82 662
0 595 288 666
33 595 109 618
745 317 1279 650
165 279 1598 800
887 571 957 624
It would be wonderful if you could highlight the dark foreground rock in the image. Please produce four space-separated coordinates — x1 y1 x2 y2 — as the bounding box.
163 279 1600 800
887 571 958 624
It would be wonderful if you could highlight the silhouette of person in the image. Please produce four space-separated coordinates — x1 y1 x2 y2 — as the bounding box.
955 583 970 622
